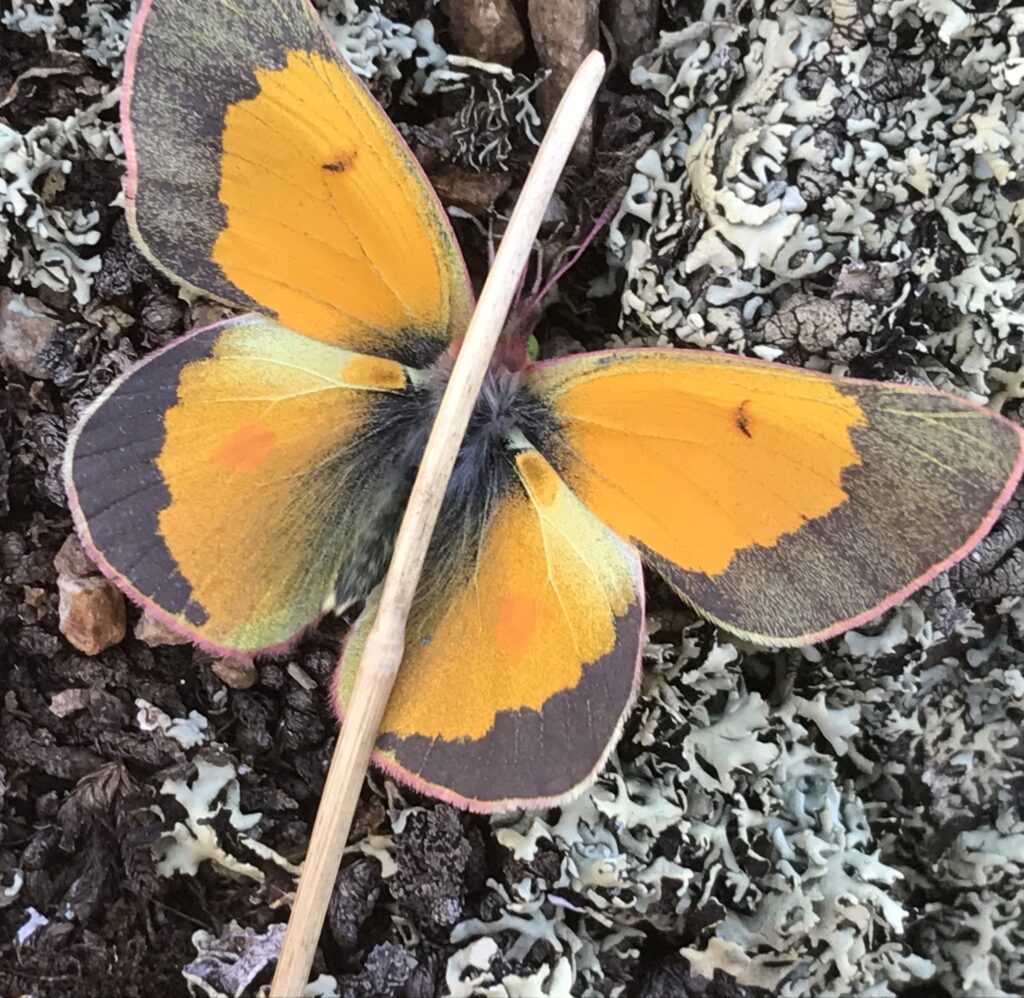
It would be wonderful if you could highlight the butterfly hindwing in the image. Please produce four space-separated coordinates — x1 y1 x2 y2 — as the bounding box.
527 350 1024 645
65 316 422 653
334 442 645 812
124 0 471 364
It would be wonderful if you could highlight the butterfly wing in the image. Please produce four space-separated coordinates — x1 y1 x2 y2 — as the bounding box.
527 350 1024 645
123 0 470 365
65 317 424 654
334 443 645 812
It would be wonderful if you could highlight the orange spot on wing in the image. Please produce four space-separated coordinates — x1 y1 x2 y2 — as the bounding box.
495 593 538 660
209 422 276 473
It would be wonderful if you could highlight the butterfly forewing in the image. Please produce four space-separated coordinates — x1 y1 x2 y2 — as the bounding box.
527 349 1024 644
123 0 471 364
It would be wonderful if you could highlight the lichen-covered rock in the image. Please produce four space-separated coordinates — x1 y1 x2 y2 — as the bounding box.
389 805 478 933
182 921 286 997
328 856 382 950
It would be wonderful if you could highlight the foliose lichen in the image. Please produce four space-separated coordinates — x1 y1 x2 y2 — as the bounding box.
609 0 1024 409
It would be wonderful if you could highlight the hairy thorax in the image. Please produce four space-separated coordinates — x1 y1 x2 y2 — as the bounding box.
328 352 561 611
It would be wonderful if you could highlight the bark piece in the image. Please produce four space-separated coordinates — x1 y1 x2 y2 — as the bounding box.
443 0 525 64
528 0 599 161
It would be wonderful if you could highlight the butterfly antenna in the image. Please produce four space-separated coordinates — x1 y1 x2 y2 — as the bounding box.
510 247 531 306
530 243 545 296
524 190 623 314
500 191 623 364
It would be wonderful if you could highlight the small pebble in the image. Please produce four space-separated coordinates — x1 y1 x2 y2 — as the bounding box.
54 533 98 578
0 287 61 380
58 575 127 655
135 609 191 647
286 661 317 691
212 657 258 689
49 688 91 718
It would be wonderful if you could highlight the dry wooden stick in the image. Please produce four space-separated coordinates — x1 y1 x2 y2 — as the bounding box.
271 49 607 997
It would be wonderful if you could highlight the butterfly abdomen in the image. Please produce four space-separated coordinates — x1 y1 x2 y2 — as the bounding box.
325 386 430 610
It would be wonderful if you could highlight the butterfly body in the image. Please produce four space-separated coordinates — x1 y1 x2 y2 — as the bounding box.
64 0 1024 811
327 350 564 613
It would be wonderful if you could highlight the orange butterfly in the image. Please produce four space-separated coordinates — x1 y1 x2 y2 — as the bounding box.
64 0 1024 811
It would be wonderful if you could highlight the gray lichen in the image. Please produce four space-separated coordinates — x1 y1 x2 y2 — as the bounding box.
1 3 124 305
610 0 1024 407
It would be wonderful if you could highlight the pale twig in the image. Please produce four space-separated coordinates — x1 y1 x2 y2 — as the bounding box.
270 50 607 997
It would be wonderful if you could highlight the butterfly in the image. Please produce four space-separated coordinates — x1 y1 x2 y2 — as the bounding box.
64 0 1024 812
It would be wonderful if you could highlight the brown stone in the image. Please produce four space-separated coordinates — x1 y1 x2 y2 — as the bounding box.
0 286 61 379
54 532 98 578
609 0 658 70
443 0 525 65
528 0 599 161
212 657 258 690
58 575 127 655
428 165 513 214
135 609 191 648
22 586 49 620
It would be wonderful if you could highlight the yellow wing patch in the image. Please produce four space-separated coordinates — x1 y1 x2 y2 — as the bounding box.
214 50 468 349
533 353 866 576
334 445 644 810
383 449 635 741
